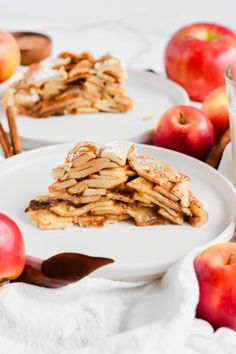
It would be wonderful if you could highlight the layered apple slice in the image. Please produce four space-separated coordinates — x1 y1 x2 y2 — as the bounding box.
2 52 133 118
25 141 208 229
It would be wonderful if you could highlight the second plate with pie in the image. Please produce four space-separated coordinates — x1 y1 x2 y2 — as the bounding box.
0 143 235 281
0 70 189 149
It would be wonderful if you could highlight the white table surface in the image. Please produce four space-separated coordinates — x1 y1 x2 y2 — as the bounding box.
0 0 235 74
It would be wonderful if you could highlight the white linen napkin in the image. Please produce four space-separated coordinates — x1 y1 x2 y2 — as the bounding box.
1 243 236 354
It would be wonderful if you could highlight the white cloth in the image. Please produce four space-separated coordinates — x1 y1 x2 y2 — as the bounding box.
1 245 236 354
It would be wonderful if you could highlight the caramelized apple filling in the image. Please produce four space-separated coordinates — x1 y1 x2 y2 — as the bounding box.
2 52 133 117
25 141 208 229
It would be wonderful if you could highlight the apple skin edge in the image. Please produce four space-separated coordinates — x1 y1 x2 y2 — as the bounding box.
202 86 229 141
194 243 236 331
0 213 26 283
9 253 114 288
154 105 215 161
165 22 236 102
0 31 20 83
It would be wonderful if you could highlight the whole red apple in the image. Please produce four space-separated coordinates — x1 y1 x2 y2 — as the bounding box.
194 243 236 331
202 86 229 140
165 23 236 102
153 105 215 160
0 31 20 83
0 213 25 282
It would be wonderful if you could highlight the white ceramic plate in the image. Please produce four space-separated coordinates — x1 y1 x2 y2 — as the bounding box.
0 70 189 149
0 143 235 281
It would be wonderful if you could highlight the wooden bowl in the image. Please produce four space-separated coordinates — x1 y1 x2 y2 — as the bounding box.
12 32 52 65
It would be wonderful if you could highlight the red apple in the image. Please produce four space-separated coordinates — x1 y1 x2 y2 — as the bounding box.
0 213 25 282
194 243 236 331
0 31 20 83
202 86 229 140
153 105 215 160
165 23 236 102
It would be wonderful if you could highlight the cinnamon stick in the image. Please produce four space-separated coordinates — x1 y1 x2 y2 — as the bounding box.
0 122 13 158
206 129 231 169
6 106 22 154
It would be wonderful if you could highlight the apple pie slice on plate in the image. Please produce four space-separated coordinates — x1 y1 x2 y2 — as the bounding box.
25 141 208 230
0 141 235 280
2 52 133 118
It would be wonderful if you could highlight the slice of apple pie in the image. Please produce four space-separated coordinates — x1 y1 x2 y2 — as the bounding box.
25 141 208 230
2 52 133 118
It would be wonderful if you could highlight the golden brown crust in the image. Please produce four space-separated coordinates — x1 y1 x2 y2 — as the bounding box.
2 52 133 118
26 209 74 230
25 141 208 230
188 193 209 227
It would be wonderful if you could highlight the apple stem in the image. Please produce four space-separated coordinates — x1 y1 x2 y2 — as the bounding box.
179 112 186 125
227 253 235 265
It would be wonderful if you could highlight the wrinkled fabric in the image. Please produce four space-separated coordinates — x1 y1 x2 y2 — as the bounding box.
1 243 236 354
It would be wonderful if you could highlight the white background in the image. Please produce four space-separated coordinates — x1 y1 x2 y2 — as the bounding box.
0 0 233 157
0 0 234 72
0 0 234 34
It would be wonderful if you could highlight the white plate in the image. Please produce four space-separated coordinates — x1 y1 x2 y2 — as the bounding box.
0 70 189 149
0 143 235 281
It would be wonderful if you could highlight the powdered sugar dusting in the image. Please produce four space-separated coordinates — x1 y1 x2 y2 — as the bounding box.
101 141 133 166
128 148 181 184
